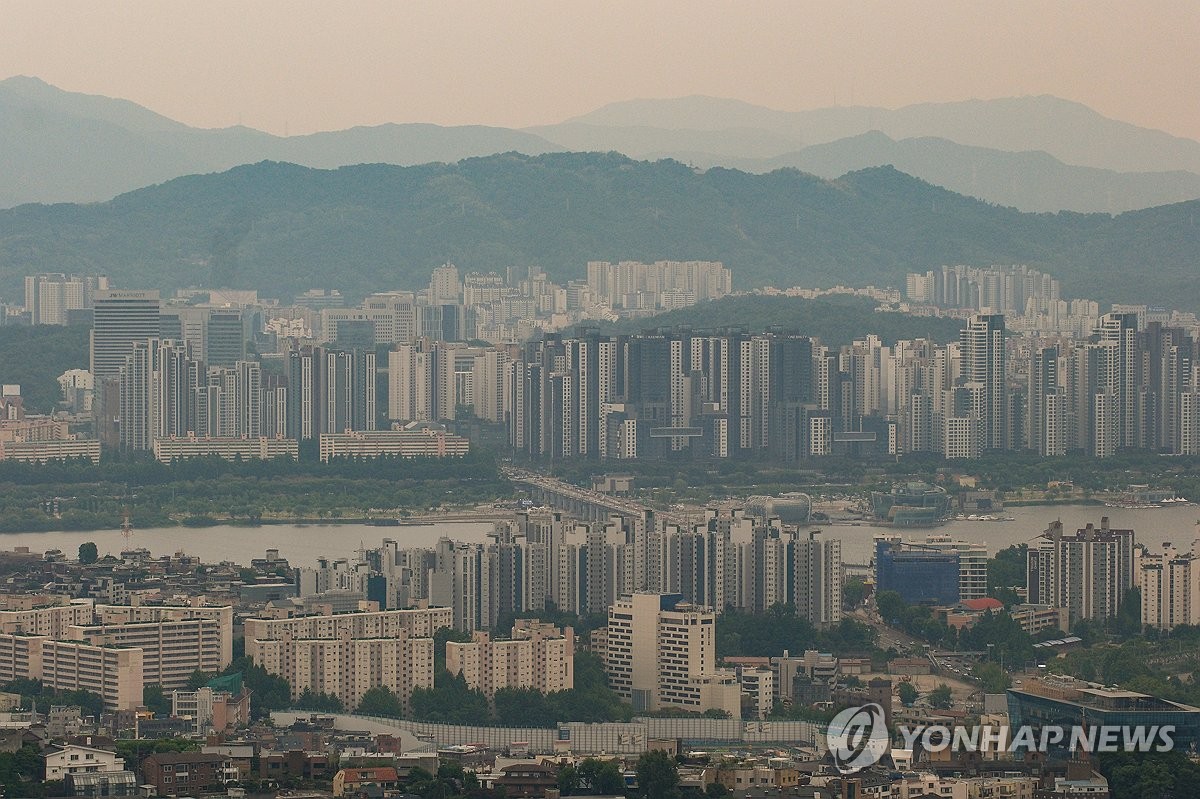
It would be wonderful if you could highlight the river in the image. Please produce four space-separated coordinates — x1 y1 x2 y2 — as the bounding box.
819 502 1199 565
0 503 1193 569
0 521 495 566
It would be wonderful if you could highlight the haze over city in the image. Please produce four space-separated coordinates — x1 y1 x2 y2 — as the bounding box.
0 4 1199 798
2 1 1199 138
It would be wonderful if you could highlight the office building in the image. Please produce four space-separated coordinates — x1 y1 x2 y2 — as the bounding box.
603 592 740 717
90 290 161 381
1008 676 1200 754
875 538 962 605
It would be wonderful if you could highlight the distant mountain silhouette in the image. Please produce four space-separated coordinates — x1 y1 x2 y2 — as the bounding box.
3 77 1200 214
558 94 1200 174
699 132 1200 213
1 153 1196 309
0 76 561 207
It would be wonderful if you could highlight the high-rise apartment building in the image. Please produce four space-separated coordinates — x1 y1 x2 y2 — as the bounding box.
445 621 574 698
0 601 231 707
959 314 1007 451
428 263 462 304
25 273 108 325
603 592 740 717
1027 518 1136 626
1140 539 1200 631
244 606 448 712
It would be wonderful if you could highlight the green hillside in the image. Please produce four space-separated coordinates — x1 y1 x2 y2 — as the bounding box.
0 324 90 412
0 153 1197 308
583 294 965 346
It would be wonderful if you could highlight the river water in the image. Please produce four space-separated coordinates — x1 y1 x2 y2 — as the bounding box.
819 503 1199 565
0 504 1194 568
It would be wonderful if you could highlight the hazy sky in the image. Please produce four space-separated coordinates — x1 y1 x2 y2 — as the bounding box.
3 1 1198 139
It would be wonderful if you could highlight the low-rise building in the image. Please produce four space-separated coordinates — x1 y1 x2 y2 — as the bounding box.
319 428 469 462
332 766 400 797
493 761 559 798
171 686 252 734
1009 604 1068 636
140 752 236 795
0 438 101 464
152 435 299 463
44 743 125 781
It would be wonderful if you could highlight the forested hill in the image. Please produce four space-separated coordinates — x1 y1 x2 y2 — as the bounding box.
583 294 965 347
1 152 1197 308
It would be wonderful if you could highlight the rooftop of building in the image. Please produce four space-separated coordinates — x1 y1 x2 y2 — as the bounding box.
1012 677 1200 713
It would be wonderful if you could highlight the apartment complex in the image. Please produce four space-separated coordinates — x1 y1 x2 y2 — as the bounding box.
0 601 232 709
67 604 234 689
603 592 740 717
25 273 109 326
317 427 469 462
0 635 143 710
152 435 299 463
244 606 451 712
1027 518 1136 625
585 260 732 312
298 508 844 634
446 620 574 698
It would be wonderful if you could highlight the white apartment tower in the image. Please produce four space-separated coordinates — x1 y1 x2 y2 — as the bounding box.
1140 539 1200 631
604 593 740 717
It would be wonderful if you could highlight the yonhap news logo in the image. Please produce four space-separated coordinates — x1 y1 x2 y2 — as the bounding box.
823 703 1179 774
825 703 890 774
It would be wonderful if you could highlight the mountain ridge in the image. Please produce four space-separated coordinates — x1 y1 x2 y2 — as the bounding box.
4 77 1200 214
1 153 1196 310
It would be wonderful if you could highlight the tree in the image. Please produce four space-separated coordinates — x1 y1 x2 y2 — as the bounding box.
221 657 290 719
843 577 868 609
928 684 952 709
356 686 404 718
557 764 579 796
897 682 918 707
705 783 729 798
78 541 98 564
410 671 489 724
295 689 344 712
635 750 679 799
986 544 1026 601
186 670 212 690
1111 587 1142 638
578 758 625 796
143 684 172 717
972 661 1011 693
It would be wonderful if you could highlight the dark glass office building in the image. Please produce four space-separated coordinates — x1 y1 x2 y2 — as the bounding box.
1007 678 1200 756
875 539 960 605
